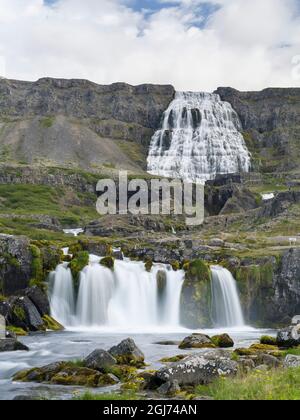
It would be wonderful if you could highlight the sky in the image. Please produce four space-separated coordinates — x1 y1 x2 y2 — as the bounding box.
0 0 299 91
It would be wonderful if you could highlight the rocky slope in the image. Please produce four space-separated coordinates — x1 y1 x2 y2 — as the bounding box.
0 78 174 172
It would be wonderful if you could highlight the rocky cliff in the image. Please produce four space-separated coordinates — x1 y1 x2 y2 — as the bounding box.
0 78 174 171
216 87 300 173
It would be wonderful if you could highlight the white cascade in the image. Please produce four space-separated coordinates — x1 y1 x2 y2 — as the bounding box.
50 256 185 330
49 263 76 326
211 266 245 328
147 92 251 183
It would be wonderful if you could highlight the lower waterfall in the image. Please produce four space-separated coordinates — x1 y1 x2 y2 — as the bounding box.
211 266 245 328
50 255 185 330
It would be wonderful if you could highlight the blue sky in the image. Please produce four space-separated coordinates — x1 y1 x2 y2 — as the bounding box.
0 0 299 90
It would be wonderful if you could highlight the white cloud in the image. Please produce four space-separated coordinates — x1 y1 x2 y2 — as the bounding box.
0 0 299 91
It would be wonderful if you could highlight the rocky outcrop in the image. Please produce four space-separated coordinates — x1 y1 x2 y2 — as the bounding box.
216 87 300 173
277 324 300 348
0 234 32 295
179 334 215 350
84 350 117 372
109 338 145 367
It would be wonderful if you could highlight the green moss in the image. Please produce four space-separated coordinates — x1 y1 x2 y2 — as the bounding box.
69 251 89 288
160 355 187 363
100 256 115 270
29 244 43 287
211 334 234 348
40 116 55 129
171 260 180 271
144 257 153 273
260 336 277 346
104 365 138 382
74 391 140 400
13 306 26 322
7 326 28 336
42 315 64 331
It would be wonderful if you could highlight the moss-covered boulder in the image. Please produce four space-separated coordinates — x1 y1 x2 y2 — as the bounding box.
179 334 216 350
100 256 115 270
180 259 212 329
211 334 234 348
144 258 153 273
260 336 277 346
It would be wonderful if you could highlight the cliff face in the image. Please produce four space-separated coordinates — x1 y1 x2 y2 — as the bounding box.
0 78 174 171
216 87 300 173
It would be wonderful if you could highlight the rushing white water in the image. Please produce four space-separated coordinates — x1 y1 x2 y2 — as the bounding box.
50 256 185 330
211 266 245 328
49 264 76 326
147 92 251 183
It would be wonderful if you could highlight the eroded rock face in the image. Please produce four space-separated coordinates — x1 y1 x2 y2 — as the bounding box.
22 287 50 317
155 353 238 386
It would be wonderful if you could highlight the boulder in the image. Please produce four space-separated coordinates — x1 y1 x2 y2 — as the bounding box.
179 334 215 350
157 380 181 397
155 353 238 386
284 355 300 368
277 324 300 348
292 316 300 326
23 287 50 316
109 338 145 367
8 296 44 332
211 334 234 348
260 336 277 346
256 354 281 368
84 349 117 372
0 338 29 352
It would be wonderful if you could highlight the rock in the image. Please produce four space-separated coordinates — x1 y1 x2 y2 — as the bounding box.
260 336 277 346
208 239 224 248
84 349 117 372
109 338 145 367
292 316 300 326
51 367 102 387
0 338 29 352
155 353 238 387
179 334 215 350
154 341 180 346
42 315 64 331
9 296 44 332
0 234 32 295
255 365 269 372
256 354 281 368
157 380 181 396
100 256 115 270
283 355 300 368
238 358 256 373
277 324 300 348
23 287 50 317
211 334 234 348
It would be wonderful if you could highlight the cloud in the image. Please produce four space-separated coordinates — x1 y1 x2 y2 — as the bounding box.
0 0 299 91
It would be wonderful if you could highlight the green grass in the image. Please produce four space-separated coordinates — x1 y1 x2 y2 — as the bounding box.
282 348 300 357
74 391 140 401
0 184 98 228
196 368 300 400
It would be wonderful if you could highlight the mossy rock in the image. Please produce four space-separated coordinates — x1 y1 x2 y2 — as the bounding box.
69 243 84 255
171 260 180 271
51 367 101 387
211 334 234 348
100 256 115 270
235 343 280 357
69 251 89 287
42 315 64 331
250 343 278 352
104 365 138 382
7 326 28 336
144 258 153 273
260 336 277 346
160 355 187 363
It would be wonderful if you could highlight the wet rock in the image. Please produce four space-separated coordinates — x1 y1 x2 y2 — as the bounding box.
51 367 102 387
211 334 234 348
84 349 117 372
109 338 145 367
155 353 238 386
284 355 300 368
277 324 300 348
0 338 29 352
179 333 215 350
260 336 277 346
9 296 44 332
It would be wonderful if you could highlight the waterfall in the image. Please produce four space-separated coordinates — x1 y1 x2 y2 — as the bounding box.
50 256 185 330
49 263 76 326
211 266 245 328
147 92 251 183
